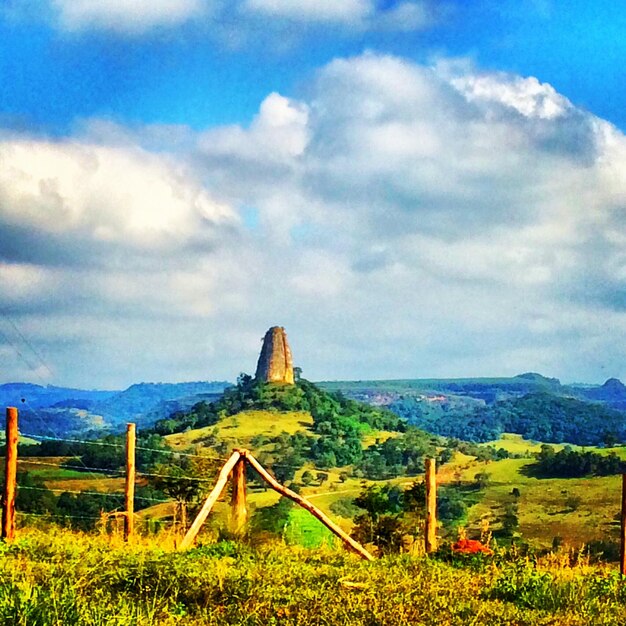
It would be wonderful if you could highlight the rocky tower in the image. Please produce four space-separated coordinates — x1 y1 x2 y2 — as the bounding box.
255 326 295 385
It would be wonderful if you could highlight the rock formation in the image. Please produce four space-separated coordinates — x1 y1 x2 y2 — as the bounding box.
255 326 295 385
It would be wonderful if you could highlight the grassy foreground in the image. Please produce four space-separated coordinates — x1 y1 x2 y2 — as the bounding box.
2 529 626 625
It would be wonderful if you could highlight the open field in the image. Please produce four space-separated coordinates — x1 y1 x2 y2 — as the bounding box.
454 449 623 548
165 410 314 453
483 433 626 458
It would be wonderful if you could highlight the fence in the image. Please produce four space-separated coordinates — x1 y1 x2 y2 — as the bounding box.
5 405 626 571
2 407 228 540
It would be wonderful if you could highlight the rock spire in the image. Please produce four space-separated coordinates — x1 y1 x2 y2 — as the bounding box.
255 326 294 385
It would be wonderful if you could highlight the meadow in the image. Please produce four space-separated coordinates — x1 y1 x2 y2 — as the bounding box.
8 407 626 625
3 527 626 625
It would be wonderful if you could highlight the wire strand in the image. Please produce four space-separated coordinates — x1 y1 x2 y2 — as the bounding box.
18 485 171 503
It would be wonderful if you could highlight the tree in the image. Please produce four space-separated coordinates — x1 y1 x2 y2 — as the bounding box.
474 472 491 490
300 470 314 486
438 489 467 524
351 483 409 553
500 502 519 537
148 459 211 530
403 481 426 515
316 472 329 487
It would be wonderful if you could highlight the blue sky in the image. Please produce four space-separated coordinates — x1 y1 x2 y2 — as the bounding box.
2 1 625 133
0 0 625 388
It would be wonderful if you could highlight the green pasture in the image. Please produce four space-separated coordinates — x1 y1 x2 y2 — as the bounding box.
3 528 626 625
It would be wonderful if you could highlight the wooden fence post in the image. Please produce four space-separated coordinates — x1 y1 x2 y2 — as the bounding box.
245 451 374 561
179 451 242 550
2 407 18 542
619 474 626 576
425 457 437 554
231 457 247 535
124 423 136 542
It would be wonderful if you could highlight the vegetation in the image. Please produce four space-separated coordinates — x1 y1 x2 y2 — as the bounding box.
530 445 625 478
2 528 626 625
397 392 626 445
155 376 423 473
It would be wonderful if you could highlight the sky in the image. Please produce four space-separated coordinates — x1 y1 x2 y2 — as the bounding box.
0 0 625 389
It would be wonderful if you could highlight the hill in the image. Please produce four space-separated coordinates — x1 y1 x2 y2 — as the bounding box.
153 375 441 480
0 382 116 409
320 374 626 446
1 381 230 438
319 372 563 403
89 381 230 428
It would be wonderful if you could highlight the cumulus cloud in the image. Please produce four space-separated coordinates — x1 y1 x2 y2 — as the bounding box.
191 53 626 383
2 53 626 387
0 138 234 259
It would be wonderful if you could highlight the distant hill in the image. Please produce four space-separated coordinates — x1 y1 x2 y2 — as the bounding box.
0 380 231 437
578 378 626 409
89 381 231 428
382 391 626 446
319 374 626 446
318 372 564 404
0 383 116 410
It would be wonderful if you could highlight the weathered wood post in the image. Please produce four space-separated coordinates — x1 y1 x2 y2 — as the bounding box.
619 474 626 576
231 455 247 535
124 423 136 542
2 407 18 541
425 457 437 554
245 451 374 561
179 450 242 550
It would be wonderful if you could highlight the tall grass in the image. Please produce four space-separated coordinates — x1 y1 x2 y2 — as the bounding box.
1 528 626 625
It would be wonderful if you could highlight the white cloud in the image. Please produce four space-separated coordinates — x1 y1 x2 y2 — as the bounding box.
189 53 626 383
37 0 438 35
51 0 206 33
450 72 571 120
3 53 626 387
0 138 235 253
200 92 309 164
243 0 371 24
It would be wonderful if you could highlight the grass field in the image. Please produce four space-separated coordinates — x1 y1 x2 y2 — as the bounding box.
165 410 314 453
455 442 624 548
3 528 626 625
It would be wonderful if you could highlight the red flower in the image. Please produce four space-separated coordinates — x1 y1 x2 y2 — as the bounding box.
451 538 493 555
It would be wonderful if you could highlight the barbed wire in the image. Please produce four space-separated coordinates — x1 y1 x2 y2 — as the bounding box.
20 433 123 448
18 459 125 475
17 459 218 482
16 512 180 526
0 314 54 380
136 470 216 482
20 431 229 462
19 485 171 503
16 511 106 521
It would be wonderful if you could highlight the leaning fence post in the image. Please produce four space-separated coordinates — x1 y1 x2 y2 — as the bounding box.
231 456 247 535
179 450 242 550
619 474 626 576
2 407 18 541
124 423 136 542
425 457 437 554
